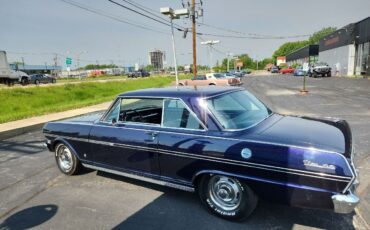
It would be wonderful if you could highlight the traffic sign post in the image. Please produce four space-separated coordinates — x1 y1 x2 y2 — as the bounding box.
66 58 72 79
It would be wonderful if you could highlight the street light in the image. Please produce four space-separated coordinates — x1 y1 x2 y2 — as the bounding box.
200 40 220 72
160 7 189 87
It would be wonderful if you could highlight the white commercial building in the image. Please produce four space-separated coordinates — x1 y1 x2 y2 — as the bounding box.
318 17 370 77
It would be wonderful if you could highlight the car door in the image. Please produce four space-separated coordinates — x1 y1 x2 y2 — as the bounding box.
88 97 163 175
157 98 208 183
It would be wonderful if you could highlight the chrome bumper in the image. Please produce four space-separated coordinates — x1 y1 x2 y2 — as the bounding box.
332 191 359 214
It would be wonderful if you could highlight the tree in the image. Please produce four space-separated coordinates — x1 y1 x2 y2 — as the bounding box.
144 64 154 71
308 27 337 45
272 40 309 61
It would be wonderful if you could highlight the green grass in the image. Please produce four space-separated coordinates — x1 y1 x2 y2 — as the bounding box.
0 75 188 123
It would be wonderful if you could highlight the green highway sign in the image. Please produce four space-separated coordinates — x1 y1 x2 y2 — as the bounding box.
66 57 72 65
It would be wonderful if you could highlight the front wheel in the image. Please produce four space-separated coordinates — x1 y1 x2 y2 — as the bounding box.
35 79 40 85
55 143 81 175
198 174 258 221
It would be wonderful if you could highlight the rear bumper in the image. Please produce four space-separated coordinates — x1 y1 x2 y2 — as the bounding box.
332 191 359 214
230 82 243 86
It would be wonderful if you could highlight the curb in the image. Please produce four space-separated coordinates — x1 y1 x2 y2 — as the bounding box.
0 123 45 141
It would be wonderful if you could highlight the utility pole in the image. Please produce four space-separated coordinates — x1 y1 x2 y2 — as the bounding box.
21 57 25 69
53 53 58 77
191 0 197 77
201 40 220 73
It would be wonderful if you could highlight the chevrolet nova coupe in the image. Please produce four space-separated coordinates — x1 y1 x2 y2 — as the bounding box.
43 87 359 221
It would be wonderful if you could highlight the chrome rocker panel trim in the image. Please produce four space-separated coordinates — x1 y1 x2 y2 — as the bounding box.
81 163 195 192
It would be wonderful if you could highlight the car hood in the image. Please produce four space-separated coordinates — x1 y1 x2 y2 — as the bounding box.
62 110 106 124
250 115 348 154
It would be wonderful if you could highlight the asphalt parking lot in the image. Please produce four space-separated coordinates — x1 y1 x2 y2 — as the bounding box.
0 74 369 229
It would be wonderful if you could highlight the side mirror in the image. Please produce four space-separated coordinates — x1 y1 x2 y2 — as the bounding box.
111 118 117 125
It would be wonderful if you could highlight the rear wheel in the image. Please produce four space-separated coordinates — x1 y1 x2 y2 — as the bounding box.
198 174 258 221
55 143 81 175
35 79 40 85
327 72 331 77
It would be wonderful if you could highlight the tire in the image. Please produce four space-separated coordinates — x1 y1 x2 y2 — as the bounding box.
327 72 331 77
209 83 216 86
55 143 81 175
178 83 184 86
35 79 40 85
198 174 258 221
21 77 29 86
313 72 317 78
52 79 56 83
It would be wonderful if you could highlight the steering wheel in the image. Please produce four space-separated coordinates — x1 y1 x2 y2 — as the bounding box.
119 109 143 122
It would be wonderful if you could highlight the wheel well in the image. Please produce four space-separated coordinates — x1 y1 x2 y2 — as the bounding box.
209 83 216 85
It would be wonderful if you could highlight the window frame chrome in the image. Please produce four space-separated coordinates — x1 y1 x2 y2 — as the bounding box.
100 95 208 131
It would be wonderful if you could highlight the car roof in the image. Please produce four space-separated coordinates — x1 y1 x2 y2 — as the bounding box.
119 86 243 99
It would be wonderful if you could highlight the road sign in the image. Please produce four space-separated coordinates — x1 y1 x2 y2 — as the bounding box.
66 57 72 65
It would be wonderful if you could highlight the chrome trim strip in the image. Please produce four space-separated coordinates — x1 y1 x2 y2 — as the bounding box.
81 163 195 192
47 133 352 182
99 96 208 131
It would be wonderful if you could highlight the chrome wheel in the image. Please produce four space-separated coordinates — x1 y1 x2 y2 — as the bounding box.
208 175 243 211
57 145 73 172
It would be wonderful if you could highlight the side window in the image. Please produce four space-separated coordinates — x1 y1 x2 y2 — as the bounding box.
119 98 163 125
162 99 204 130
103 99 120 123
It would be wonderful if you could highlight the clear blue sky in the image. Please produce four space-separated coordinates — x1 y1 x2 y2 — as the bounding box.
1 0 369 69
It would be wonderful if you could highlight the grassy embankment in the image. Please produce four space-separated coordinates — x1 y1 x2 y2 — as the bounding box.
0 75 188 124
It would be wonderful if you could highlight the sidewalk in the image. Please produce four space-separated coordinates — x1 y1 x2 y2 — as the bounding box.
0 101 111 140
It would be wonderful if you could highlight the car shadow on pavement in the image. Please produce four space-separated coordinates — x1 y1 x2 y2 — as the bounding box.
0 140 45 155
0 204 58 230
97 171 355 230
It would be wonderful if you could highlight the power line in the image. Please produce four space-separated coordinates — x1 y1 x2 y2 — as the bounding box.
108 0 173 27
59 0 169 34
197 22 310 39
121 0 186 29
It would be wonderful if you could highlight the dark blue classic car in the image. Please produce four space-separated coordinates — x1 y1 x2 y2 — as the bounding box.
43 87 359 220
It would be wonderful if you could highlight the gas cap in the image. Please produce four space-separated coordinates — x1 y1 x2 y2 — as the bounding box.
241 148 252 159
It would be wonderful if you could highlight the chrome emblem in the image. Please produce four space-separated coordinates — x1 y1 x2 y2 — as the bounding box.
241 148 252 159
303 160 336 170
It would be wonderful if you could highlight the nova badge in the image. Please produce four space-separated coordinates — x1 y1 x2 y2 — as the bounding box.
303 160 336 170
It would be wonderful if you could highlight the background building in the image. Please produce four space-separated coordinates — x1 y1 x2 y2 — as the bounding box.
319 16 370 76
354 17 370 76
318 24 356 76
10 63 62 75
276 56 286 66
148 50 165 71
286 45 319 66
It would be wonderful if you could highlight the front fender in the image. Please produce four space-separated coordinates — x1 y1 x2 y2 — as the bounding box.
49 137 82 161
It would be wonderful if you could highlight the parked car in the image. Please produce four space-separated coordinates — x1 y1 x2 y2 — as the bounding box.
43 87 359 221
30 74 56 84
270 66 280 73
178 74 241 86
309 63 332 78
127 70 150 78
293 66 307 76
223 72 238 78
279 67 295 74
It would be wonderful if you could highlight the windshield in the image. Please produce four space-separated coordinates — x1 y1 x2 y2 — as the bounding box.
206 90 272 130
213 73 224 78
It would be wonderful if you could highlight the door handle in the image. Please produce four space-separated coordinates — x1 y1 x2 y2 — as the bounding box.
145 131 158 140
